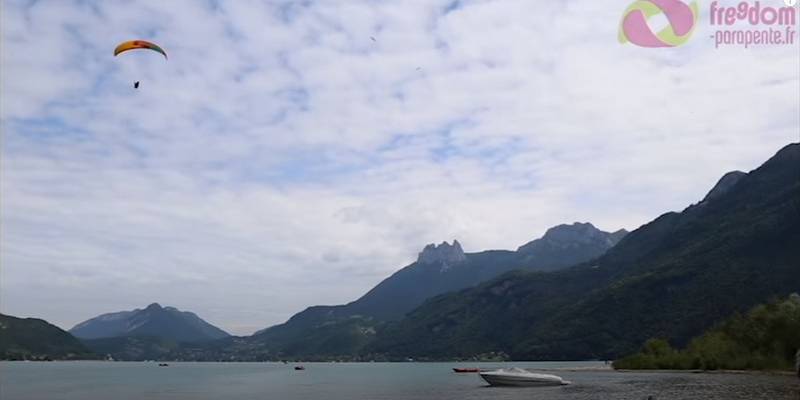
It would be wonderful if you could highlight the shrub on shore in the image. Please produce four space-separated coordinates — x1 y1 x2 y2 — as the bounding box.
614 295 800 371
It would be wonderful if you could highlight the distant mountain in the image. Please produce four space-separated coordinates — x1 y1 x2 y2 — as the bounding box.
348 222 627 322
516 223 628 271
70 303 229 343
368 143 800 360
244 222 626 358
417 240 468 268
0 314 95 360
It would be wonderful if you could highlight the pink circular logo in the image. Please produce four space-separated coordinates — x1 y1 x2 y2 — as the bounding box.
619 0 699 47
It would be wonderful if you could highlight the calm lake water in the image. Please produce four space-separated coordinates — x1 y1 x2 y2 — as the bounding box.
1 361 798 400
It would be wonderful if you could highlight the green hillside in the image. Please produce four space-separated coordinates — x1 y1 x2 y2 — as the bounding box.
614 294 800 370
0 314 96 360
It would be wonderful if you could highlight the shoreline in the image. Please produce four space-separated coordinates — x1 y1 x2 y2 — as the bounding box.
2 359 794 377
612 368 796 376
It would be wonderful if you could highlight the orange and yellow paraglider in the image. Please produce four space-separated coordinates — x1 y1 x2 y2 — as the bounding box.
114 40 167 89
114 40 168 59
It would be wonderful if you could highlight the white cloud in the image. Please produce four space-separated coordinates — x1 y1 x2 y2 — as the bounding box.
1 0 798 334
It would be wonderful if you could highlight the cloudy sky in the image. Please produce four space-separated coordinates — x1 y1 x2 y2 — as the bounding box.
1 0 798 335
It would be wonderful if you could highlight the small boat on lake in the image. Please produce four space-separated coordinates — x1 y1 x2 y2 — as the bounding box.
158 363 169 367
294 366 305 371
479 368 570 387
453 367 480 373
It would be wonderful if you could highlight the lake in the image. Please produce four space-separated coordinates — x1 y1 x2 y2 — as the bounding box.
1 361 798 400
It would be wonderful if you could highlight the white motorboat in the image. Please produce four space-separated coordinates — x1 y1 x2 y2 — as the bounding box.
479 367 571 387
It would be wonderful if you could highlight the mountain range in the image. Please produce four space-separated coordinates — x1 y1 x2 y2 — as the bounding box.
241 222 627 358
40 221 625 361
264 223 626 327
2 143 797 362
367 143 800 360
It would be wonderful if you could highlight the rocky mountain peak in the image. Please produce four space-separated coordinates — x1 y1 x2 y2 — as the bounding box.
701 171 747 203
542 222 601 242
417 240 467 270
542 222 625 246
609 229 629 245
145 303 163 311
517 222 627 254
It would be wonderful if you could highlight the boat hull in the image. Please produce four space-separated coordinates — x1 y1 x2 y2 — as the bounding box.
479 372 569 387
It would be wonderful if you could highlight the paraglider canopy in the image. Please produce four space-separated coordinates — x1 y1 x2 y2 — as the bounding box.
114 40 168 59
